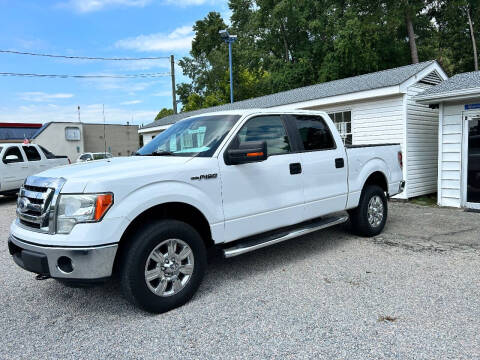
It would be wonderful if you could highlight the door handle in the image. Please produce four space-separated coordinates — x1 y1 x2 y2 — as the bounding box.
335 158 344 168
290 163 302 175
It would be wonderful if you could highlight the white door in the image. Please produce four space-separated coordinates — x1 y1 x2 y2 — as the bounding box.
219 115 304 242
288 114 348 219
463 113 480 209
22 145 43 176
1 145 29 191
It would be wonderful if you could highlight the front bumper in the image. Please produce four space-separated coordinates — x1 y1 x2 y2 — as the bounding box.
8 234 118 280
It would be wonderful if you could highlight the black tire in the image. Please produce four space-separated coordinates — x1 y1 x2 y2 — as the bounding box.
348 185 388 237
120 220 207 313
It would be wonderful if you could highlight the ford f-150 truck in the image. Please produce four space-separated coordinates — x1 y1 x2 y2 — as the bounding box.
8 110 404 313
0 143 69 196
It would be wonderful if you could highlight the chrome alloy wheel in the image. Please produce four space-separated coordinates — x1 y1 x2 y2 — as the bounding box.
144 239 194 297
367 195 384 228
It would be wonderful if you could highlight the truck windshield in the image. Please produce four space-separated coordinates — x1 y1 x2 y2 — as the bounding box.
137 114 241 157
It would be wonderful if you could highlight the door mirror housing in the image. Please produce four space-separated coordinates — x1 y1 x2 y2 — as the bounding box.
225 141 268 165
4 154 20 164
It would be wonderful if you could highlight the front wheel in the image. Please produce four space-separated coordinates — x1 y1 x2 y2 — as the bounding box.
348 185 388 237
120 220 207 313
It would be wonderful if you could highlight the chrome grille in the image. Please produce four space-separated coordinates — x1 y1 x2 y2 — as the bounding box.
16 176 65 233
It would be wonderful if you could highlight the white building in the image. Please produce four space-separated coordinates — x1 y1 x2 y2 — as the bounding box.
416 72 480 209
31 122 139 162
141 61 448 199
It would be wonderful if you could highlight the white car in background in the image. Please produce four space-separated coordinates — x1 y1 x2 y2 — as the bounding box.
77 152 113 163
0 143 69 196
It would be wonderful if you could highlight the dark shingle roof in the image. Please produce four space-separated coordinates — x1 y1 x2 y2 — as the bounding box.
416 71 480 100
143 61 436 129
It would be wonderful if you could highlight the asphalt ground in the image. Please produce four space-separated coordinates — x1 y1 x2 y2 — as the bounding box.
1 196 479 359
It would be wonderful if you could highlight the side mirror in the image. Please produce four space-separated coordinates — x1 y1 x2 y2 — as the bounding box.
4 154 20 164
226 141 268 165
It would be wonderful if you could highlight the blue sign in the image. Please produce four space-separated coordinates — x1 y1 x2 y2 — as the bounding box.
465 103 480 110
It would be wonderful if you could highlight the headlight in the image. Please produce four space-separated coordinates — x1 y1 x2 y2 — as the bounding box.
56 193 113 234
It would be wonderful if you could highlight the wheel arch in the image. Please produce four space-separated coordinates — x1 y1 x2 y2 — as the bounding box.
113 202 213 272
363 171 388 194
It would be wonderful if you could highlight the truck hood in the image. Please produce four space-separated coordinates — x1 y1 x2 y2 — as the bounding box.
36 156 193 192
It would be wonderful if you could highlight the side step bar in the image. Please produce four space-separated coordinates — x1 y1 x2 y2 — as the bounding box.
223 215 349 258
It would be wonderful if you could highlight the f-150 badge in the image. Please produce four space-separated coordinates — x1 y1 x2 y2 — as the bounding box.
191 173 218 181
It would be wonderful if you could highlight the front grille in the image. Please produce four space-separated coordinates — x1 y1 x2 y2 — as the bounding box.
19 219 41 229
16 176 65 233
24 184 49 193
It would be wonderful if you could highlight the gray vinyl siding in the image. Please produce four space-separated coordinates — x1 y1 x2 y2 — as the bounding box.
406 83 440 197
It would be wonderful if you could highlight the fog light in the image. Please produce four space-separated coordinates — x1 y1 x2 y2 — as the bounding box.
57 256 73 273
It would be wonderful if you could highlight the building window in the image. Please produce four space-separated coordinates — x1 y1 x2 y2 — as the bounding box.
328 111 352 145
65 127 81 141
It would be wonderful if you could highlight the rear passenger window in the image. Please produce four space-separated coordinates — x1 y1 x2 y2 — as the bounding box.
236 116 291 155
294 115 336 151
23 146 41 161
39 146 56 159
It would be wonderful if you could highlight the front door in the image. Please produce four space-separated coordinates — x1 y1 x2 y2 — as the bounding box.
219 115 304 243
464 114 480 209
2 145 29 191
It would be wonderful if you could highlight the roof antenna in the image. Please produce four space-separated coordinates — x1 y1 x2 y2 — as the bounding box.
103 104 107 158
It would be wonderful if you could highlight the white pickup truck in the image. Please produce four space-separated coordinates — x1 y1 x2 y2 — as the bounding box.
0 143 69 196
8 110 404 313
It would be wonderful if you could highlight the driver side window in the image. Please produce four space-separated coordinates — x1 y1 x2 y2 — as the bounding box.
236 115 291 155
3 146 24 163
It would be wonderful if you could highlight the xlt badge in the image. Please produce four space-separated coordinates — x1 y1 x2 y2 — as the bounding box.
191 173 218 181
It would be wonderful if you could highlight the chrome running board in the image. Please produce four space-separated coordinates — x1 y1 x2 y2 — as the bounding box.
223 215 349 258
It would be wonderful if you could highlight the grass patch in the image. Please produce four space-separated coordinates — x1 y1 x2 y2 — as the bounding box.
409 193 437 207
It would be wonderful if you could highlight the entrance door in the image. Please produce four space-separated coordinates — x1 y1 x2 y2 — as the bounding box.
464 114 480 209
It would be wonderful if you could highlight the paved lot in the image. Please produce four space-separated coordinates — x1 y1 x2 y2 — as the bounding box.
1 196 479 359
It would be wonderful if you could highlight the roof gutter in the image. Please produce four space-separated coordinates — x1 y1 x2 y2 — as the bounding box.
416 87 480 104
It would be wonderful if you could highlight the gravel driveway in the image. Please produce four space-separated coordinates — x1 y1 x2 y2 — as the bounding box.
1 197 479 359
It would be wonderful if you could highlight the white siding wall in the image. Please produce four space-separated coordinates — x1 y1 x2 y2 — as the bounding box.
406 83 439 197
307 95 407 198
438 103 463 207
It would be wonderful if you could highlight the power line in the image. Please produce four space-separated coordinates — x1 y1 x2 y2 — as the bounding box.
0 49 170 61
0 72 171 78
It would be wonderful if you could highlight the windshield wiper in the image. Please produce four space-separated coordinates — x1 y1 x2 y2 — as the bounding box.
148 150 176 156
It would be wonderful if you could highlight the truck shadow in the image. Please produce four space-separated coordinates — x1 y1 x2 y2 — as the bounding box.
39 223 355 315
0 195 17 205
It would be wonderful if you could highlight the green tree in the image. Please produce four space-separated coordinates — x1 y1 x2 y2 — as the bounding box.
154 108 174 120
431 0 479 73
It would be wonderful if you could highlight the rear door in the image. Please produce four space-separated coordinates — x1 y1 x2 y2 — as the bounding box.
218 114 304 242
2 145 29 191
288 114 348 220
22 145 43 176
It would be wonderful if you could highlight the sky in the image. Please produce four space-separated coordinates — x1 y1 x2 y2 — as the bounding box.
0 0 230 126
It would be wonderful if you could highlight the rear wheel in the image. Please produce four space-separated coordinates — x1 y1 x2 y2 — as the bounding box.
348 185 387 237
120 220 207 313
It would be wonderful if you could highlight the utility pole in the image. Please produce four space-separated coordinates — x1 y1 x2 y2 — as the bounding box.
103 104 107 155
77 105 81 123
170 55 177 114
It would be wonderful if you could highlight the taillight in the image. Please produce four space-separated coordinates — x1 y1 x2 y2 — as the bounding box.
398 151 403 169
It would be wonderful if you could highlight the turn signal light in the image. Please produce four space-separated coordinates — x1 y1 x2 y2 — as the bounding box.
94 194 113 221
246 152 264 157
398 151 403 170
